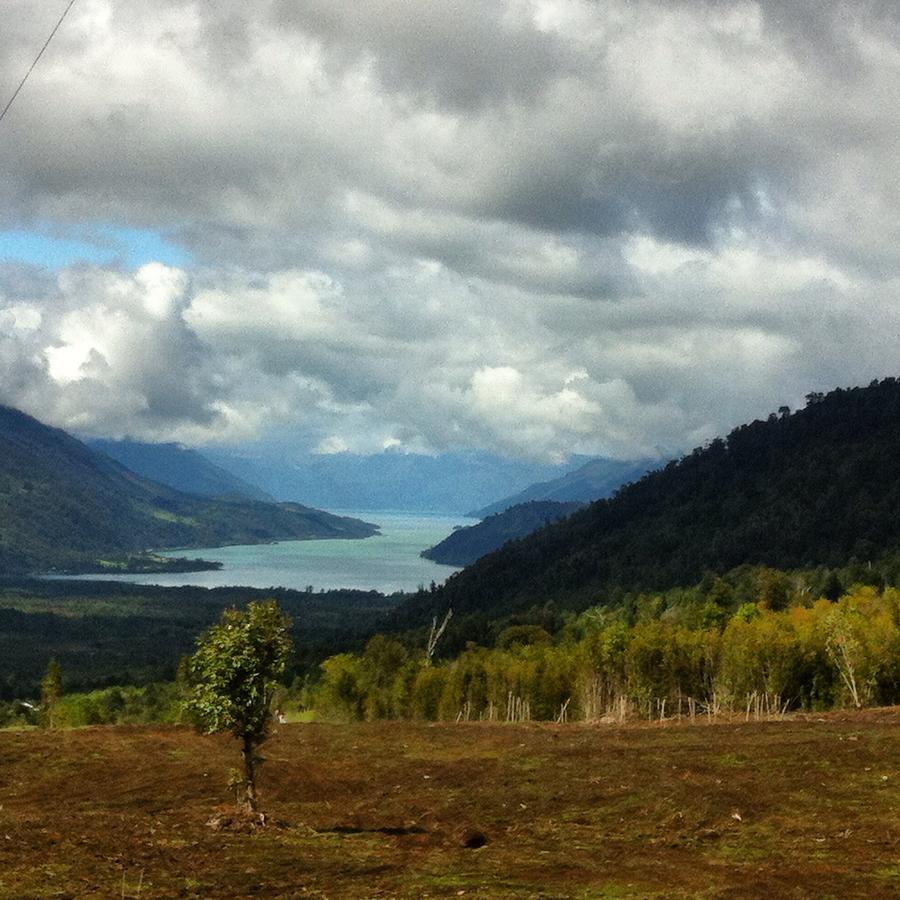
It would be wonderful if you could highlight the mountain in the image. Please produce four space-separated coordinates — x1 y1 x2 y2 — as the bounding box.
0 406 377 574
469 457 658 517
421 500 585 567
391 379 900 627
89 438 273 502
208 447 569 513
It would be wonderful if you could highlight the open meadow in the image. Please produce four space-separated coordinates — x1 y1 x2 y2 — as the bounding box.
2 709 900 898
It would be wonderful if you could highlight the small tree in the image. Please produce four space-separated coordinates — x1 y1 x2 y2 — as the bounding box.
40 659 63 728
823 590 895 709
186 601 293 814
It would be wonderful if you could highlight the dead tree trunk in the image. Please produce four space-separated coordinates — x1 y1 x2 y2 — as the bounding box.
425 608 453 664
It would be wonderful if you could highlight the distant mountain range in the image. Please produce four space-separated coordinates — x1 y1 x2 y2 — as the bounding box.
0 406 377 575
391 378 900 628
469 457 658 518
89 438 273 502
207 447 572 514
421 500 585 567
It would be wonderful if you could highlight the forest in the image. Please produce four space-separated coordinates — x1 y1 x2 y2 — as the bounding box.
9 556 900 730
421 499 584 566
313 561 900 724
0 577 397 708
393 379 900 630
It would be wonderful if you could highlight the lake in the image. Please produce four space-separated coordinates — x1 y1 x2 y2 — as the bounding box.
60 510 468 594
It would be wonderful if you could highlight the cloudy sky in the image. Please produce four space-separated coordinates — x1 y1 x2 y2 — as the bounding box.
1 0 898 463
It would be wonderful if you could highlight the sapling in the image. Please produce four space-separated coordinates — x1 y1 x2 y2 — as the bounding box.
186 600 293 814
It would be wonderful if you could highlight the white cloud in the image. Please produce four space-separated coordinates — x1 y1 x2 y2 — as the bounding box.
187 271 342 339
0 1 898 462
315 435 350 455
0 303 42 333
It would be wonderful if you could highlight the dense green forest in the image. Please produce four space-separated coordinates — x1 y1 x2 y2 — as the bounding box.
10 557 900 729
0 405 377 574
0 577 398 702
392 379 900 634
315 560 900 723
421 500 584 567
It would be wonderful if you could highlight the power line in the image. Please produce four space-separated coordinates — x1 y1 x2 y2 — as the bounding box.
0 0 78 126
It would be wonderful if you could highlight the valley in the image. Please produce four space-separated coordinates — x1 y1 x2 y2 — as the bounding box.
3 3 899 895
54 511 466 594
0 406 378 575
4 383 900 896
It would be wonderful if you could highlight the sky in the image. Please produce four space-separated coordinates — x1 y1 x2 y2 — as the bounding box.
1 0 899 464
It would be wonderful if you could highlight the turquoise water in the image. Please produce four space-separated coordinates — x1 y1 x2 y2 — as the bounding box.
60 511 467 594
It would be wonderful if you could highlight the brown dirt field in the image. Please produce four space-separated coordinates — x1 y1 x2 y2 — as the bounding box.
2 709 900 898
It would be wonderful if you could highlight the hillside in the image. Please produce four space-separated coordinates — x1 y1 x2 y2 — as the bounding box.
89 438 273 501
470 456 656 517
421 500 584 567
0 406 377 574
392 378 900 626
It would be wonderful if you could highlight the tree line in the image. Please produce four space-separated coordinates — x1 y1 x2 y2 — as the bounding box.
9 562 900 730
315 583 900 723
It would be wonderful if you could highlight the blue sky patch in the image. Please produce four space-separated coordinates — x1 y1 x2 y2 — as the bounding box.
0 225 193 269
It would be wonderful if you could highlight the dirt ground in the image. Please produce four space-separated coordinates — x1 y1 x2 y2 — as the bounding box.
2 709 900 898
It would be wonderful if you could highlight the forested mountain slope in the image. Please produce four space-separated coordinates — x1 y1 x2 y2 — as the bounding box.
392 379 900 625
89 439 273 502
0 406 377 574
421 500 585 567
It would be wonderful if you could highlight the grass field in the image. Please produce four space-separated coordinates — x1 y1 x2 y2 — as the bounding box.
2 709 900 898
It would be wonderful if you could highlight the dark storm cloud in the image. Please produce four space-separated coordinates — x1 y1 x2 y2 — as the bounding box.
274 0 576 110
